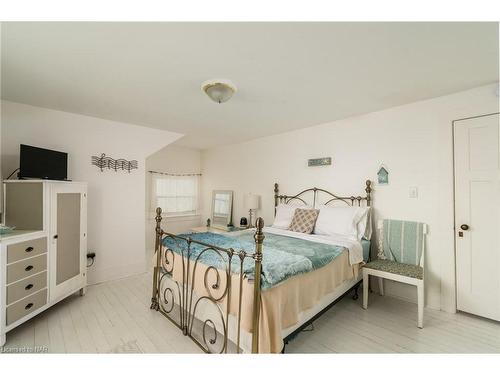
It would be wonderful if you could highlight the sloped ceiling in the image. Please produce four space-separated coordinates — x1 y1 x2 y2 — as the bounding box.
1 22 498 149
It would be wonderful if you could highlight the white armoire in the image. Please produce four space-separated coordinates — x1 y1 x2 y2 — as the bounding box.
0 180 87 346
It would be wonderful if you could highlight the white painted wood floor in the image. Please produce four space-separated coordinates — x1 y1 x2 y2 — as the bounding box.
2 272 500 353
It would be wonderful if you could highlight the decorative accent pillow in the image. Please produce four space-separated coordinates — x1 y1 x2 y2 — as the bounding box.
288 208 320 234
272 203 311 229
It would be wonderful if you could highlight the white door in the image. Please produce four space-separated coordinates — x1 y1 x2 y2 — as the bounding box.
454 113 500 321
49 183 87 301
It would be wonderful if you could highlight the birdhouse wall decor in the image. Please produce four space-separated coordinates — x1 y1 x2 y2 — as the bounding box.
377 165 389 185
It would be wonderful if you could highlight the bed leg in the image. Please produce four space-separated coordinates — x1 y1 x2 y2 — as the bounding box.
352 284 359 300
150 295 159 310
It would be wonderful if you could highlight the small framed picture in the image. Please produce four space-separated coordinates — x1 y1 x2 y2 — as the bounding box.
308 157 332 167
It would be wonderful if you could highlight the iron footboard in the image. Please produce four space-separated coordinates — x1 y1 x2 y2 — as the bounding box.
150 207 264 353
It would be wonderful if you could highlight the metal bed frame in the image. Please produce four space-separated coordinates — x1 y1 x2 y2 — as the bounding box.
150 180 372 353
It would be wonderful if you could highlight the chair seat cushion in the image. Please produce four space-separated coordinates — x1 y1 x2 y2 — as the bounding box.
364 259 423 279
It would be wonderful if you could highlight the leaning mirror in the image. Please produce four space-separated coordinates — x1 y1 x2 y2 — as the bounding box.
211 190 233 229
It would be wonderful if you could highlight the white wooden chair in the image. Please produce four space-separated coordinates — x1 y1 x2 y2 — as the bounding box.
362 219 427 328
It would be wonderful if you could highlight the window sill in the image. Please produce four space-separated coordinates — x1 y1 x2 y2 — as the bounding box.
148 213 201 222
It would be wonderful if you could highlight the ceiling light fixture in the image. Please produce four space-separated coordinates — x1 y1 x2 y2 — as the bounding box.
201 79 237 104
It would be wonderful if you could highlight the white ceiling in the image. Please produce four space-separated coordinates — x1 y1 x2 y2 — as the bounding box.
1 22 498 149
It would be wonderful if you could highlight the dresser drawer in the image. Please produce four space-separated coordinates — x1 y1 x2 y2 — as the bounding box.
7 237 47 264
7 254 47 284
6 288 47 326
7 272 47 305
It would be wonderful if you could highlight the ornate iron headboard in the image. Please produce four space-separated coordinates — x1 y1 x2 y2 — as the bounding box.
274 180 372 214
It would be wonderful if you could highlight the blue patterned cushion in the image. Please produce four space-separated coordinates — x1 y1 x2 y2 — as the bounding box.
364 259 423 279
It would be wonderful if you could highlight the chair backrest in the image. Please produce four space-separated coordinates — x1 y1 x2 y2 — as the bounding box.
377 219 427 266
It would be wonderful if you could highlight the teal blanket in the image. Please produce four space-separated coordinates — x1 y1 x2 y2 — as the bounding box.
162 231 345 290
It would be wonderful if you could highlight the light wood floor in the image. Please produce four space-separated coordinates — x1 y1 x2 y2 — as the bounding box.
3 272 500 353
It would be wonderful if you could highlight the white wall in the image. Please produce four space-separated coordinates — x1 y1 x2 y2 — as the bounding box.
1 100 182 284
0 105 2 218
201 83 499 312
0 26 3 217
145 144 202 259
0 102 2 218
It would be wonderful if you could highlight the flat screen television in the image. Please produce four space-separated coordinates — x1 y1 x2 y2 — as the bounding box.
19 144 68 180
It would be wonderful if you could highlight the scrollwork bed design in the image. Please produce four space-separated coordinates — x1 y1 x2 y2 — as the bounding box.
150 180 372 354
150 209 264 353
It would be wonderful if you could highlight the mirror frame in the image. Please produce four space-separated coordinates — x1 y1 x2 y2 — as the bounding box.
211 190 233 229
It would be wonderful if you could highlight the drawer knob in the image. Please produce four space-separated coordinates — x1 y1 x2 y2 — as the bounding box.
25 265 34 272
25 246 34 253
25 303 34 310
25 284 34 291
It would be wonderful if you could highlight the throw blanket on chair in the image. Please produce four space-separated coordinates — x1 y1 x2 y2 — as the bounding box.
382 219 425 265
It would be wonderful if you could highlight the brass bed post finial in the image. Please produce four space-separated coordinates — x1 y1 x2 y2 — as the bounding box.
274 183 279 216
365 180 372 207
151 207 163 310
251 217 265 353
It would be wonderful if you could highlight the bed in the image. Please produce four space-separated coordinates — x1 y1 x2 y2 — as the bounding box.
150 180 372 353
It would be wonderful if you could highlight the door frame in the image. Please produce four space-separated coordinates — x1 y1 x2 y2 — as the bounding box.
451 112 500 313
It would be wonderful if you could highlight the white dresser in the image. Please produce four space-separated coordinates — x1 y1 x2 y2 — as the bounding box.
0 180 87 347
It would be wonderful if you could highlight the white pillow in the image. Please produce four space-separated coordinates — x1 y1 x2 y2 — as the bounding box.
357 207 372 240
272 203 310 229
314 205 370 239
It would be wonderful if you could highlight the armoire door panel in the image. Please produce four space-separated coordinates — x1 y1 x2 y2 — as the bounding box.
56 193 81 285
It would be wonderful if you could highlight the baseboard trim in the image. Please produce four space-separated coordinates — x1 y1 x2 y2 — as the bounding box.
87 261 146 285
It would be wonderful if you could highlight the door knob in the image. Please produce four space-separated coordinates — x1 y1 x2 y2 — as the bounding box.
460 224 469 231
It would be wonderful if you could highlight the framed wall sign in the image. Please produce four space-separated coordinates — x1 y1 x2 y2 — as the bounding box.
308 157 332 167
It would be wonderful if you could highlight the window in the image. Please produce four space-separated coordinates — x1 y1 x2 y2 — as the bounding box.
151 174 199 216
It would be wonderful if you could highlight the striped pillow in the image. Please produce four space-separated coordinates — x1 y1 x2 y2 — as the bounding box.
288 208 320 234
